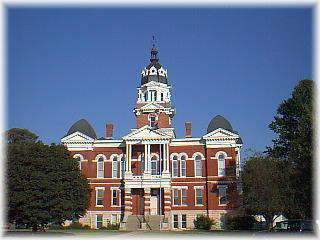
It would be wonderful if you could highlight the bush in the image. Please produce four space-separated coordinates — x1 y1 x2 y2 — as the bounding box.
106 223 120 230
194 215 214 230
48 224 65 230
225 213 255 230
65 222 91 230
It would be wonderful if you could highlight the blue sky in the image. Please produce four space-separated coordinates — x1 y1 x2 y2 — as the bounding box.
7 7 312 153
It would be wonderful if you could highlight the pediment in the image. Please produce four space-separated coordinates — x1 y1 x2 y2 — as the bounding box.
61 131 95 143
140 102 165 111
123 126 171 140
203 128 239 140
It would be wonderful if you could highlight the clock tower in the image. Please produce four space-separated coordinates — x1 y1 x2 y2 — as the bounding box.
133 42 175 135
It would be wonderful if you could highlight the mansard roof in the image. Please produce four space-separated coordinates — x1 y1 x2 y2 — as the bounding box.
67 119 97 139
207 115 233 134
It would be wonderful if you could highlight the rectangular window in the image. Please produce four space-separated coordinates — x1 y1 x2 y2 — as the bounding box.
97 160 104 178
96 214 103 229
112 189 118 206
151 161 157 175
112 160 118 178
111 214 117 224
220 213 226 229
218 158 225 176
173 189 179 206
181 214 187 229
160 93 164 101
181 189 187 206
173 160 178 177
219 187 227 205
180 160 186 177
173 215 179 229
96 189 104 206
195 188 203 205
195 160 202 177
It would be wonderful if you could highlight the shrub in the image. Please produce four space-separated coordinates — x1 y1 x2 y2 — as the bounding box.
225 213 255 230
106 223 120 230
48 224 65 230
65 222 91 230
194 215 214 230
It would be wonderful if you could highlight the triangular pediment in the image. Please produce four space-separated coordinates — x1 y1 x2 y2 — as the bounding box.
140 102 165 111
123 125 171 140
203 128 239 140
61 131 95 143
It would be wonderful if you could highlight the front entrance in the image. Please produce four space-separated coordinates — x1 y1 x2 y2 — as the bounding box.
131 188 144 215
150 196 158 215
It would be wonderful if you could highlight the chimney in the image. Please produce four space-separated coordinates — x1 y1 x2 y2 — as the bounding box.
106 123 114 139
185 122 192 138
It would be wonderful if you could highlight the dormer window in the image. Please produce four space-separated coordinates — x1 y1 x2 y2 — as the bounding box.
150 90 157 101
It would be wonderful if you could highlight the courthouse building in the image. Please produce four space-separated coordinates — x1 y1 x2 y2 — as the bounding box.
61 44 243 230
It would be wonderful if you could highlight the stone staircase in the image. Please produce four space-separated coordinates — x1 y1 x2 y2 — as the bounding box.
124 215 164 231
125 215 141 231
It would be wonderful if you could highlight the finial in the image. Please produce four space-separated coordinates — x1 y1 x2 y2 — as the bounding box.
150 36 159 62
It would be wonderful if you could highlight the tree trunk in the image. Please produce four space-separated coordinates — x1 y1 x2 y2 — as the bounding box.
32 224 38 232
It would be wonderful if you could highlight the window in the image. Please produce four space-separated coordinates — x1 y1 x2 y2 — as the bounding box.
151 155 158 175
111 214 117 224
97 157 104 178
195 155 202 177
220 213 226 229
180 155 186 177
73 154 83 170
96 214 103 229
181 189 187 206
144 92 148 101
112 189 118 206
219 186 227 205
112 156 118 178
150 90 157 101
160 93 164 101
140 154 145 173
195 188 203 205
173 215 179 229
172 156 178 177
173 189 179 206
218 154 226 177
121 156 126 178
96 189 104 206
149 114 157 127
181 214 187 229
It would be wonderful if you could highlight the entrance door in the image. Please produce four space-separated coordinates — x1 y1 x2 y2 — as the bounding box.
150 196 158 215
131 189 144 215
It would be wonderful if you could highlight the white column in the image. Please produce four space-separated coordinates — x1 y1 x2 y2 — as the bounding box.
144 144 148 173
162 143 166 172
166 143 170 172
126 143 132 173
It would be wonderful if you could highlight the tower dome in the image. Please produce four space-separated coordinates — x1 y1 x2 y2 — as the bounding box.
141 40 168 85
67 119 97 139
207 115 233 133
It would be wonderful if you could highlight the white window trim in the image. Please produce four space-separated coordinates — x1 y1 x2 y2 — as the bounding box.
181 188 188 206
218 185 228 206
93 154 107 162
179 153 188 177
172 214 179 229
217 151 227 177
111 154 119 179
73 154 84 170
172 189 180 206
110 187 120 207
95 187 105 207
96 214 103 229
180 214 187 229
120 154 126 178
171 154 179 178
194 158 202 177
194 186 204 206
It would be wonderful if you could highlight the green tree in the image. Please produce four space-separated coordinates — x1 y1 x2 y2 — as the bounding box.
6 128 39 144
7 131 91 231
241 155 292 229
267 79 313 219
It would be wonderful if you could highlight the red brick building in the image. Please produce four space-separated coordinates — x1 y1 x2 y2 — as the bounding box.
61 44 243 230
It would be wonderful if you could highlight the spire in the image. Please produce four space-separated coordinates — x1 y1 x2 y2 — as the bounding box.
150 36 159 62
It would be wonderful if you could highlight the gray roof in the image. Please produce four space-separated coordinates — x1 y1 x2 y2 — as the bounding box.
141 74 168 85
207 115 233 133
67 119 97 139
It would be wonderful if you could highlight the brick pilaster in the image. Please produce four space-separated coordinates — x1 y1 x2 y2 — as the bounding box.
144 188 151 216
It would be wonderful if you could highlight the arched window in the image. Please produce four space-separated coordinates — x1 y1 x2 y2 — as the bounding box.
194 154 202 177
218 153 226 177
112 156 118 179
151 155 158 175
172 155 178 177
73 154 83 170
97 157 104 178
120 155 126 178
180 155 186 177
